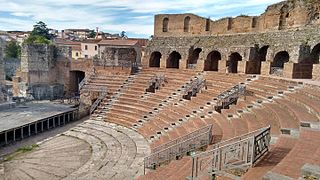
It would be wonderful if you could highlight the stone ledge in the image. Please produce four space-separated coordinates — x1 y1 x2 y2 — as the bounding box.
301 163 320 179
263 172 294 180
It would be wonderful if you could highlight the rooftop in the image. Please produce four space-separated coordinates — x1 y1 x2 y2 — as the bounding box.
98 39 139 46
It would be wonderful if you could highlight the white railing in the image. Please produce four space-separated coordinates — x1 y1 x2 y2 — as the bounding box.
189 126 271 179
144 125 213 171
90 92 107 114
78 77 87 91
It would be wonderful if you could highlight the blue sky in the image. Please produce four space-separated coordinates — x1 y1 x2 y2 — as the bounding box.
0 0 283 38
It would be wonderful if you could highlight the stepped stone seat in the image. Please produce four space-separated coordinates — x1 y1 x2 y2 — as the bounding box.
275 98 319 123
263 103 300 131
265 128 320 179
286 93 320 116
243 135 297 179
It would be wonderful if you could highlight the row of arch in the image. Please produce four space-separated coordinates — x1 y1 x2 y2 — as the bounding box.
149 44 320 74
163 16 195 33
163 16 190 33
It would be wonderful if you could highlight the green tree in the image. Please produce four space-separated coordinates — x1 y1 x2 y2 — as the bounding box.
120 31 127 38
24 21 53 45
88 30 96 38
31 21 52 39
5 41 21 59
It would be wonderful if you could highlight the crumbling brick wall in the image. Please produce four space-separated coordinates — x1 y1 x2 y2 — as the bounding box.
154 0 320 38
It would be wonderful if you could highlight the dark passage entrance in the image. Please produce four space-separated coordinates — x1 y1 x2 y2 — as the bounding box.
69 71 85 95
228 53 242 73
270 51 289 75
167 51 181 69
187 48 202 69
204 51 221 71
246 46 269 74
149 51 162 67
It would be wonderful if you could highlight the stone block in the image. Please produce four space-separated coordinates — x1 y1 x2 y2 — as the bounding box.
301 163 320 179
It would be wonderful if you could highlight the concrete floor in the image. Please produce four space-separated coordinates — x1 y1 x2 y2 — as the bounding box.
0 101 77 132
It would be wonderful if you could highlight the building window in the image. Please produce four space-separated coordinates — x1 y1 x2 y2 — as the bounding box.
205 18 210 31
95 46 97 51
85 55 88 59
252 17 258 28
163 18 169 32
85 45 88 50
76 52 79 57
184 16 191 32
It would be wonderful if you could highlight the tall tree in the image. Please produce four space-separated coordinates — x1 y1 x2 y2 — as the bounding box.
24 21 53 45
31 21 52 40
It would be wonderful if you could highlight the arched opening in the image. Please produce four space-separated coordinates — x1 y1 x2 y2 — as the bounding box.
69 70 85 95
310 43 320 64
167 51 181 69
228 53 242 73
246 46 269 74
270 51 289 75
163 18 169 32
149 51 162 67
205 18 210 31
184 16 191 32
204 51 221 71
187 48 202 69
279 5 289 30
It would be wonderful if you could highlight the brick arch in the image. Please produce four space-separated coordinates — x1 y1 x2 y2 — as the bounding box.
228 52 242 73
311 43 320 64
246 45 269 74
163 17 169 32
184 16 191 32
167 51 181 69
187 48 202 69
270 51 289 75
204 50 221 71
149 51 162 67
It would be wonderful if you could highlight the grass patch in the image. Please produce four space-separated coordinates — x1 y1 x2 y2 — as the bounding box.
4 144 39 162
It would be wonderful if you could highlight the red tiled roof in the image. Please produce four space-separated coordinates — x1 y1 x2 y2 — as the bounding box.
81 39 102 44
98 39 138 46
72 46 81 51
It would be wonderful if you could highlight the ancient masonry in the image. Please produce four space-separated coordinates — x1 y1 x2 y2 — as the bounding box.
0 38 5 84
143 0 320 80
13 44 64 100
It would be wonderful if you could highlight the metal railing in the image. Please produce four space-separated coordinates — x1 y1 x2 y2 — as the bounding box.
146 74 167 93
144 125 213 171
78 77 87 91
190 126 271 179
215 84 246 110
183 76 207 100
90 92 107 114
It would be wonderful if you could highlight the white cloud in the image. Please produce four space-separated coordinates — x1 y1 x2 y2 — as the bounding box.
0 0 283 37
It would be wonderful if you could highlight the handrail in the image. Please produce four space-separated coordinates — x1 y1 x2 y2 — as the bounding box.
90 92 107 114
152 125 212 153
144 125 212 170
183 76 206 98
215 84 246 108
190 126 271 179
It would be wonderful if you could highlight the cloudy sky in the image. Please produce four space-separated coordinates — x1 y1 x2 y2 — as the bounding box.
0 0 283 38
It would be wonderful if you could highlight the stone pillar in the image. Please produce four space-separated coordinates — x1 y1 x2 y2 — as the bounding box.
13 129 16 141
4 132 7 144
238 61 246 74
196 59 205 71
160 55 167 69
283 63 294 79
261 62 271 75
134 47 142 65
313 64 320 80
218 60 227 73
179 57 187 70
114 49 119 66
